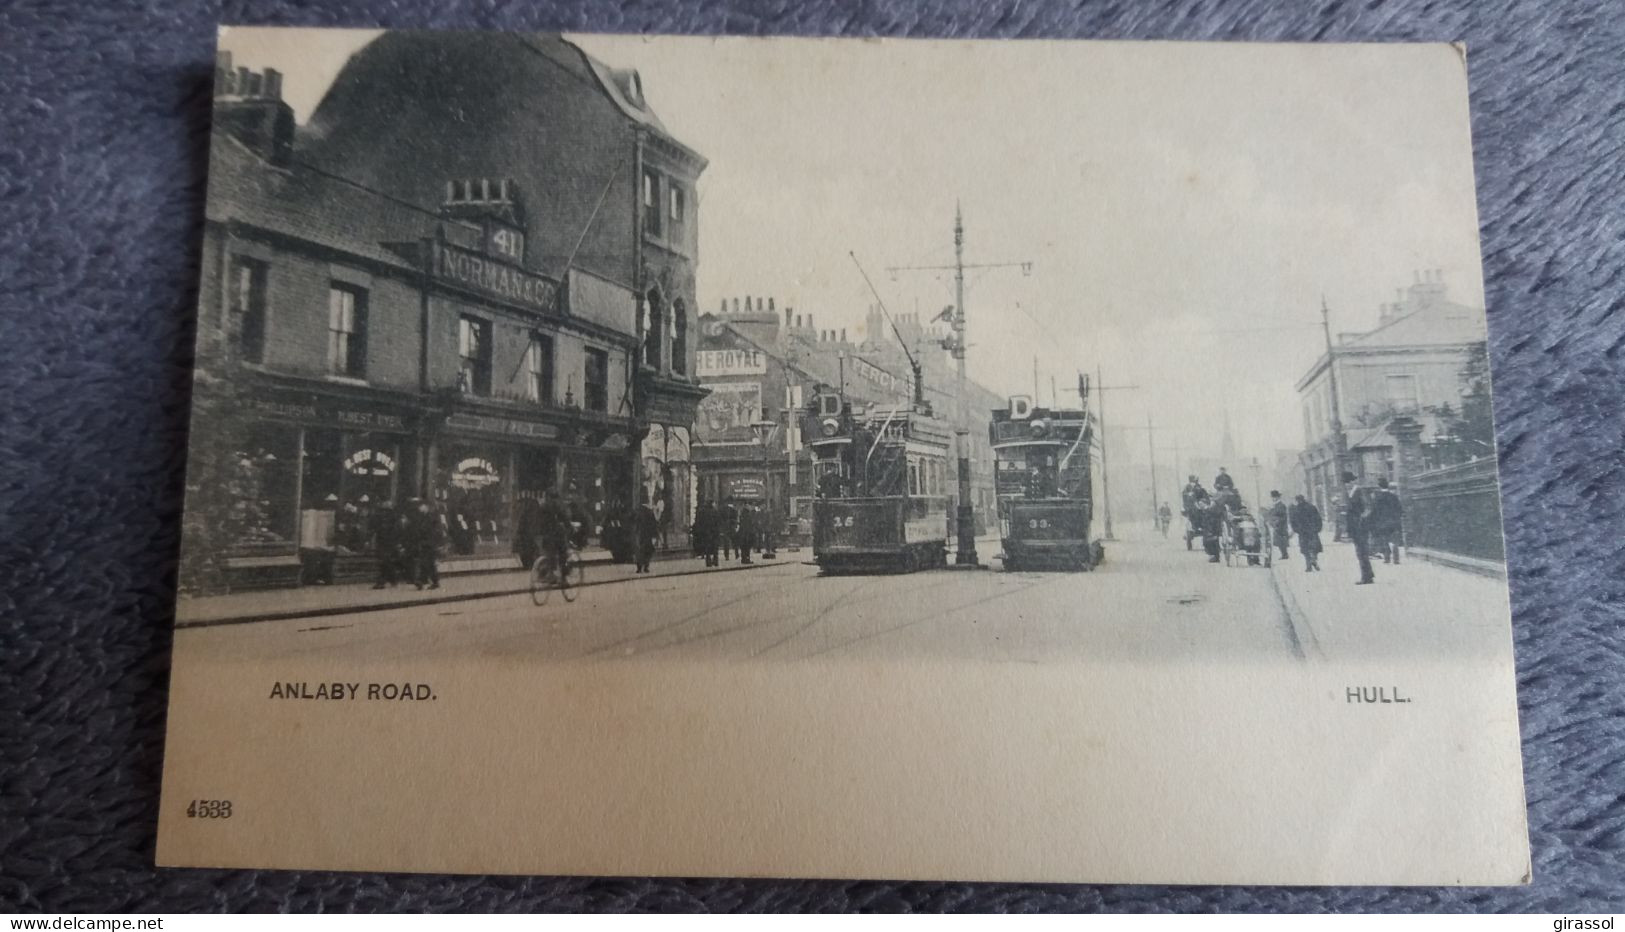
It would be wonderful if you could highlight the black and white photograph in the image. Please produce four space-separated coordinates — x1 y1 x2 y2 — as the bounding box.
156 28 1529 885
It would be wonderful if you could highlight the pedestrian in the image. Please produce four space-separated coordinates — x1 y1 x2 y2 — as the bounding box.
514 497 542 573
1264 491 1290 560
693 500 717 567
633 500 659 573
1199 499 1224 563
410 498 442 590
720 499 738 561
735 502 757 565
1343 471 1375 585
1289 494 1323 572
1213 467 1235 494
370 501 403 589
1369 477 1404 564
1157 502 1172 537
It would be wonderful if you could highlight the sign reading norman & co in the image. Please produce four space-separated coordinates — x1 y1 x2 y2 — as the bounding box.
432 241 560 313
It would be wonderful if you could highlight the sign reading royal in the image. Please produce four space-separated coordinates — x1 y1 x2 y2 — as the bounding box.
432 241 559 313
696 349 768 377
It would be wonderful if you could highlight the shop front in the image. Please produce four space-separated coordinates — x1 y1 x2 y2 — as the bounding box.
223 382 424 588
432 408 635 562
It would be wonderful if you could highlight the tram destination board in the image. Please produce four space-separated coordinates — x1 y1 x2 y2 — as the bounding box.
158 29 1529 886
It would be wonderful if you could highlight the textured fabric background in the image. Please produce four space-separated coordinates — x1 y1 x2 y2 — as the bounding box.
2 0 1623 913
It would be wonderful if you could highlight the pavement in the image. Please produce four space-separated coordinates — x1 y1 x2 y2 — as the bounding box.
173 547 803 628
1268 541 1515 663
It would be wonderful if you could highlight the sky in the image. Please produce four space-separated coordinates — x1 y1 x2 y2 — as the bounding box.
218 28 1488 469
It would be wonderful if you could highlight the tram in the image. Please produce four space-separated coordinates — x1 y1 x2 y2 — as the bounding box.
804 384 953 574
989 386 1102 572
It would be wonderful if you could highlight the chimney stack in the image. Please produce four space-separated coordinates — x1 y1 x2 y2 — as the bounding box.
769 297 775 312
785 306 792 327
213 51 294 167
840 328 847 343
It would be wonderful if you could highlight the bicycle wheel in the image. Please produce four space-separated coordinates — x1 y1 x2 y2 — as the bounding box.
529 555 552 606
560 552 583 602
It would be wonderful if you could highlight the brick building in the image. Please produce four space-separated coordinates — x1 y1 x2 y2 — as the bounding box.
182 35 706 591
692 297 1002 541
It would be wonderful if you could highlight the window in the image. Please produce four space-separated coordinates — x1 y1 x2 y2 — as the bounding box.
643 291 664 369
458 316 492 396
1385 374 1420 412
231 257 268 363
584 347 609 413
671 299 687 375
526 333 554 405
669 185 684 224
642 169 661 236
327 284 367 377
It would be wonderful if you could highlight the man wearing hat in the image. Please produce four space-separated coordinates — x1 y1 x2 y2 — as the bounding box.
1342 471 1375 585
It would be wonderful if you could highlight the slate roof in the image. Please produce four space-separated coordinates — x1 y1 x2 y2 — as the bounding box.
206 129 481 268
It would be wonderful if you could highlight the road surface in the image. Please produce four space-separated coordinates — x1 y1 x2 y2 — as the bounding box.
179 528 1312 665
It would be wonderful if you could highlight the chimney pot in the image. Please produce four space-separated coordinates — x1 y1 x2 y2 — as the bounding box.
795 315 802 328
264 68 282 99
841 328 847 343
769 298 775 311
733 298 740 314
746 295 753 312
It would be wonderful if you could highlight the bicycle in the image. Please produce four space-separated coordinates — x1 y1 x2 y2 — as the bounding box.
529 544 583 605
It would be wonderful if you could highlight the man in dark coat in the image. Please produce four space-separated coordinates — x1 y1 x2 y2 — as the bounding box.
632 501 660 574
370 502 403 589
1264 491 1291 560
1199 498 1225 563
1369 477 1404 564
735 503 757 565
1213 467 1236 494
409 498 442 590
539 491 573 578
693 501 718 567
1289 494 1323 572
1343 471 1376 584
514 497 543 573
719 500 738 561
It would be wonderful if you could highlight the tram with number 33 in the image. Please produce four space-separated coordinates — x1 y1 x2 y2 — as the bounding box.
989 377 1104 572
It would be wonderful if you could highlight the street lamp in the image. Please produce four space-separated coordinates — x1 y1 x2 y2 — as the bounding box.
1249 456 1263 510
750 418 780 559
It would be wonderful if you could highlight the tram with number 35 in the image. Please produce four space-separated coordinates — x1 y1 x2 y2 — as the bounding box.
989 378 1104 572
804 383 953 574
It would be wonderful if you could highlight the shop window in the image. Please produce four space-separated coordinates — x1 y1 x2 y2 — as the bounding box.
671 299 688 375
231 257 268 363
642 169 661 237
230 424 298 548
439 445 506 556
526 333 554 405
327 284 368 378
643 291 664 369
458 316 492 396
584 347 609 413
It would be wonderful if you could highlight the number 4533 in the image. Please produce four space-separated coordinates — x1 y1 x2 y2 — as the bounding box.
186 799 233 819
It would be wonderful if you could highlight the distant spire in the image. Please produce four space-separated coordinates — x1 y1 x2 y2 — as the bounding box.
1221 409 1237 461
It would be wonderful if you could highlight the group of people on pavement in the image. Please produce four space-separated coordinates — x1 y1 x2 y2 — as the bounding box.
1343 471 1405 585
691 499 772 568
1177 467 1405 583
369 498 445 590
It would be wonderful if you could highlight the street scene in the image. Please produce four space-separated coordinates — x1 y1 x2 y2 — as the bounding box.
176 31 1513 666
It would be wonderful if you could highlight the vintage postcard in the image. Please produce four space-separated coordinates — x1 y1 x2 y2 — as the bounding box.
157 29 1529 884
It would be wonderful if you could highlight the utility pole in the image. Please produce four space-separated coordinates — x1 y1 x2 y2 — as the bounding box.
886 203 1033 566
1147 414 1159 522
1321 296 1350 540
1085 365 1141 541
